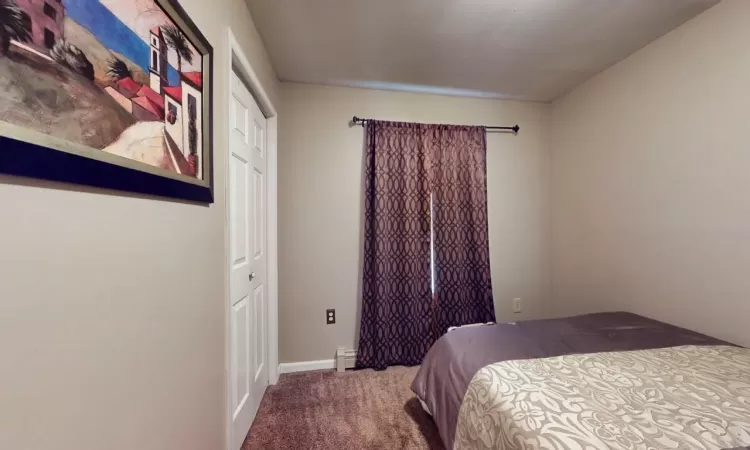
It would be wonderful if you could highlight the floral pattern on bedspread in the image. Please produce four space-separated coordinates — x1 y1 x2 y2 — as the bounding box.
454 345 750 450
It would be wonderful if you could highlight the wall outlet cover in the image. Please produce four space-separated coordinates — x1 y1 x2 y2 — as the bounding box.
326 309 336 324
513 298 522 314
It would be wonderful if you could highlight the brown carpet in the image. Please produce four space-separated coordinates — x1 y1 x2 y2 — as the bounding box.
242 366 445 450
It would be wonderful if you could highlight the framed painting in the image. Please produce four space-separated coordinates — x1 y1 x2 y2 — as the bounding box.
0 0 214 203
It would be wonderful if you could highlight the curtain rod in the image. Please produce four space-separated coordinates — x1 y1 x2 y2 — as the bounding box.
351 116 519 134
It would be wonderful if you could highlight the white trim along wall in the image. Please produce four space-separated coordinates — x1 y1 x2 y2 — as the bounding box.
278 360 336 374
225 27 279 449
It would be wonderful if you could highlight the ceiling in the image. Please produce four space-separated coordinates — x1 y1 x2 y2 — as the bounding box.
246 0 718 102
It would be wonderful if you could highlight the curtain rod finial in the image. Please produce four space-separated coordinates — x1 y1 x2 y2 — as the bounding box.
513 125 520 133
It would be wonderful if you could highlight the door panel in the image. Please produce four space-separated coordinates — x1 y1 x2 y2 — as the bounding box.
230 155 248 269
253 169 264 260
253 120 265 160
231 295 250 418
229 71 268 450
253 284 265 381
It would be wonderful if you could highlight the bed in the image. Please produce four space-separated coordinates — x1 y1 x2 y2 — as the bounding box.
411 312 749 449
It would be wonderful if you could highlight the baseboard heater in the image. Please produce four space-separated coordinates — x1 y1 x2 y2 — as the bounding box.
336 347 357 372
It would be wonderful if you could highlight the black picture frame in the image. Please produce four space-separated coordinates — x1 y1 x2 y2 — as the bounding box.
0 0 214 203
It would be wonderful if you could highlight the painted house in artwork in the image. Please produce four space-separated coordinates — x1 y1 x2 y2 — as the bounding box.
162 72 203 178
148 27 204 179
15 0 66 54
102 26 203 177
106 76 164 121
148 27 169 95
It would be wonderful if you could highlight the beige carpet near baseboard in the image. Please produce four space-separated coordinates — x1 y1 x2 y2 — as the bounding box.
242 366 445 449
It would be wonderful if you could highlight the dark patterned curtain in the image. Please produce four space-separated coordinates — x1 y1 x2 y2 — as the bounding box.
356 121 434 370
356 121 496 370
427 126 496 335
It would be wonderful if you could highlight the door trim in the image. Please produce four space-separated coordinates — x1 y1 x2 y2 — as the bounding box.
226 28 279 450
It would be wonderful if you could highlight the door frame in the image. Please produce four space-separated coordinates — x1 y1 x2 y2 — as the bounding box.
225 27 279 449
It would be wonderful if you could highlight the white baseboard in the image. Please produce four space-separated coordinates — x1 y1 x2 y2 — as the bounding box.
278 359 335 374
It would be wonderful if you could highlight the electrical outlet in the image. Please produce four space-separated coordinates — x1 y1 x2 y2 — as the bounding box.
326 309 336 324
513 298 522 314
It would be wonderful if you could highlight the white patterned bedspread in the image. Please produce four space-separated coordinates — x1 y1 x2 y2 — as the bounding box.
454 345 750 450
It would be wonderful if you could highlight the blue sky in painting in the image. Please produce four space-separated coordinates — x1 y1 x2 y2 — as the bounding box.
62 0 180 85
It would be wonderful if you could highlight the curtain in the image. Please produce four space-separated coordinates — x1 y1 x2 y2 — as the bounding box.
356 121 434 370
356 121 496 370
427 126 496 335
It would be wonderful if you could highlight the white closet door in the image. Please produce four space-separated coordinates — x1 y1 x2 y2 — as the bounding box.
229 71 268 450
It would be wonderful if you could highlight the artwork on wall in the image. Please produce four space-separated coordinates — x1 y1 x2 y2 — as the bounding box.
0 0 214 202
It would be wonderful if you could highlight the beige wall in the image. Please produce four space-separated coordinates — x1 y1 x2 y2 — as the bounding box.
0 1 278 449
550 0 750 346
279 83 550 363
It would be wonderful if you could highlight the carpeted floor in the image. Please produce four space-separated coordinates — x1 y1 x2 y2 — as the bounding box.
242 366 445 450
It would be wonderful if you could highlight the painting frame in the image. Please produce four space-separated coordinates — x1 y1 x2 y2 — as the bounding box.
0 0 214 203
